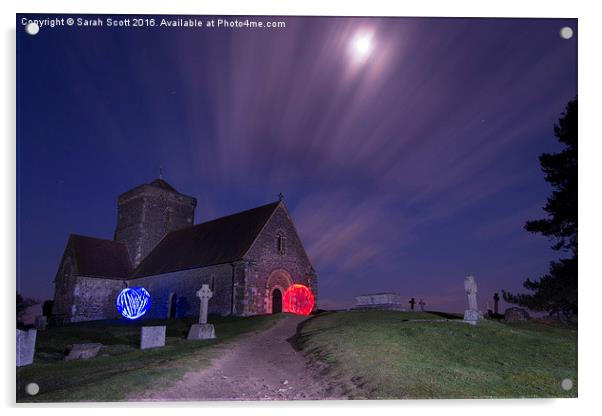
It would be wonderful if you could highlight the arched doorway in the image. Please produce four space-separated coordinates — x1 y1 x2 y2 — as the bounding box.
272 289 282 314
266 269 293 314
168 293 177 318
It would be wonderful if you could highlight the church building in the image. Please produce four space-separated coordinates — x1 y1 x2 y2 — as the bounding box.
51 177 317 323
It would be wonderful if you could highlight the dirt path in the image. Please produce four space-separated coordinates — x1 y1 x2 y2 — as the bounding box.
134 315 346 401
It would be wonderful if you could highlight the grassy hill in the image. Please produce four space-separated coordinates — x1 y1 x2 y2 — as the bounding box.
17 314 282 402
295 310 577 399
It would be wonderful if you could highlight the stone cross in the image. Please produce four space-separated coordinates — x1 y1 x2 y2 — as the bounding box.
196 284 213 324
409 297 416 310
493 292 500 315
418 298 425 312
464 275 478 311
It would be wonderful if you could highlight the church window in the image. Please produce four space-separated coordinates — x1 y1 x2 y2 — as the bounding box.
167 293 177 319
277 234 287 255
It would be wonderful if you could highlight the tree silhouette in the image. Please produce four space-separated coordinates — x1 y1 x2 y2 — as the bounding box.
42 300 54 317
503 98 577 317
16 292 27 322
16 292 39 325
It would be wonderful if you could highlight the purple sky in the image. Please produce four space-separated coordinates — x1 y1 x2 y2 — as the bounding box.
17 15 577 312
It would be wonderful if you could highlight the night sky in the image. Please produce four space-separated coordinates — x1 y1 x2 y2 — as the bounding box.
17 15 577 312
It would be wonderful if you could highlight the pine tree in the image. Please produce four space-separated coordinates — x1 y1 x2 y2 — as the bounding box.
503 98 577 318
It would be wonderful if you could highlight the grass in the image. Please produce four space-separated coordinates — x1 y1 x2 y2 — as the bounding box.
295 310 577 399
17 314 283 402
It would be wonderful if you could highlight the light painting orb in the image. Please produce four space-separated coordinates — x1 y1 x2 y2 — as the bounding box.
283 284 314 316
116 287 151 320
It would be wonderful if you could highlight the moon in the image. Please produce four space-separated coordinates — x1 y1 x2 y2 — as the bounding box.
349 31 374 62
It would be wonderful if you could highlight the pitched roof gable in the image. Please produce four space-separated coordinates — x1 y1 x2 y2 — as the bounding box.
148 178 178 193
132 201 280 277
69 234 133 279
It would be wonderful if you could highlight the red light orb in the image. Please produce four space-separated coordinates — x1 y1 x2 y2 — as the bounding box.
283 284 314 316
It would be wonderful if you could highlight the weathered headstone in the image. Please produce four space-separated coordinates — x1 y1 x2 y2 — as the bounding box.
64 343 102 360
418 299 426 312
140 326 166 349
493 292 500 315
409 297 416 311
34 315 47 330
187 284 216 340
353 293 403 310
187 323 216 339
463 275 483 324
16 329 37 367
504 307 530 321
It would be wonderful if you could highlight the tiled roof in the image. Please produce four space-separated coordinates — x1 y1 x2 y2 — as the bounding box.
69 234 132 279
132 201 280 277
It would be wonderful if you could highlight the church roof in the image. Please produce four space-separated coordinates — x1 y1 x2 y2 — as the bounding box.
148 178 178 193
69 234 133 279
132 201 280 277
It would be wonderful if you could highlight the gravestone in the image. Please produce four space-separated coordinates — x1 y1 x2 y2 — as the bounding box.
140 326 166 349
504 307 530 321
64 343 102 360
187 323 216 339
409 297 416 311
16 329 37 367
34 315 47 330
353 293 403 310
418 299 426 312
187 284 216 340
463 275 483 324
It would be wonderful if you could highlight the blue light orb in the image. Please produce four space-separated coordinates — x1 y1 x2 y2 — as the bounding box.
116 287 151 320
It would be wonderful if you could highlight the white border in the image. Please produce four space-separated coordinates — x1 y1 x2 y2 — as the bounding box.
3 1 601 415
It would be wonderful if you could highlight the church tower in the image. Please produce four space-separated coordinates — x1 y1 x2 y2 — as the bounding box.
114 176 197 267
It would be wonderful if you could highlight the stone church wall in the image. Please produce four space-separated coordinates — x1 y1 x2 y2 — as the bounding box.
52 251 75 318
114 185 196 266
71 276 126 322
129 263 236 319
243 205 318 315
50 199 318 322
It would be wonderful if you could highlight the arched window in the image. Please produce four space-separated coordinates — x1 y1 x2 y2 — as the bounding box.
277 233 287 255
167 293 177 318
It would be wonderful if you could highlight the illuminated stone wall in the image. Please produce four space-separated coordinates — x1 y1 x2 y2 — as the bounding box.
70 276 126 322
50 201 317 323
129 263 239 319
242 204 317 315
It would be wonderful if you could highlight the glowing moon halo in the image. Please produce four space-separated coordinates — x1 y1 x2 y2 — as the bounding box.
349 32 374 62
